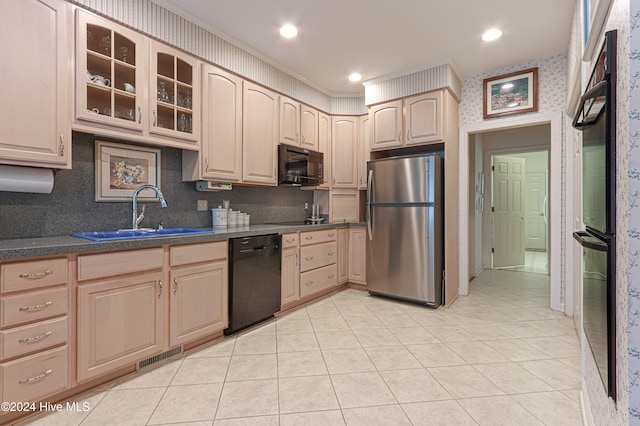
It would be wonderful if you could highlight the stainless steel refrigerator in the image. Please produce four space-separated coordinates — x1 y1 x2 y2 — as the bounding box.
366 154 444 307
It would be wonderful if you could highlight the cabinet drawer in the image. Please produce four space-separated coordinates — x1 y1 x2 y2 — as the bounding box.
1 345 69 403
281 233 299 249
170 241 227 266
300 242 337 272
77 247 164 281
1 258 68 293
300 264 337 298
1 316 68 361
1 288 68 328
300 229 337 246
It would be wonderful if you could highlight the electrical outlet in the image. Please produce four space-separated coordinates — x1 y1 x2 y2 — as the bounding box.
197 200 208 211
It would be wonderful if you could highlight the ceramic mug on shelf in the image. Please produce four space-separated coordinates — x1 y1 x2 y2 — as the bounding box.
123 82 135 93
93 75 110 87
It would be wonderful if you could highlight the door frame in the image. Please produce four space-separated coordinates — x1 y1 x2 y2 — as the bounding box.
459 111 569 313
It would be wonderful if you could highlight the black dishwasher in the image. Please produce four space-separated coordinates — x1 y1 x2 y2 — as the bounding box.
225 234 281 335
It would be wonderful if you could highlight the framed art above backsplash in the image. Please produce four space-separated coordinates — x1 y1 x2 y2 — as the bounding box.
95 140 161 202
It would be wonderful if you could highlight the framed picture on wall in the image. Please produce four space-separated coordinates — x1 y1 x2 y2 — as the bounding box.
483 67 538 119
95 140 161 202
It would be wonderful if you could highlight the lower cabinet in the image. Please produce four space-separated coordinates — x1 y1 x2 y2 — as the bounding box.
169 261 228 347
76 272 164 382
300 264 337 298
281 233 300 307
348 227 366 285
337 228 349 284
168 241 229 346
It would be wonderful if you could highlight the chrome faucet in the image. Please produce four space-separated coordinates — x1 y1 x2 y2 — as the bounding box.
132 185 168 230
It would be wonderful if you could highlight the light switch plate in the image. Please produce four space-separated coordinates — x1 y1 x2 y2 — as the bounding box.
197 200 208 211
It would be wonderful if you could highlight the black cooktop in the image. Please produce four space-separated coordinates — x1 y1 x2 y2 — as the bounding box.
267 219 324 226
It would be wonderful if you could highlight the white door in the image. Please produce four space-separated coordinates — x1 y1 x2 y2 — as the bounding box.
492 155 526 268
525 172 547 250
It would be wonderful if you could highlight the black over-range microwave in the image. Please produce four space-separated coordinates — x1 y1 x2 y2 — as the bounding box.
278 143 323 186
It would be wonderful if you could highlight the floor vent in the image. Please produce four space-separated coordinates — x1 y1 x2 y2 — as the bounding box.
137 347 183 370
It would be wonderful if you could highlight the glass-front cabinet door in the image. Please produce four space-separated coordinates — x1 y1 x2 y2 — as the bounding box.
149 42 200 142
75 10 145 131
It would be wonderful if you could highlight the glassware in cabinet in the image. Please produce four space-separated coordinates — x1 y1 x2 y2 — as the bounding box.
149 42 199 141
76 10 144 131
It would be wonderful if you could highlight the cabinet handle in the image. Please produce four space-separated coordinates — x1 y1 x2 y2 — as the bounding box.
297 133 300 144
328 233 335 237
328 251 335 256
398 131 401 141
138 106 142 124
173 277 178 295
205 157 209 172
407 129 409 140
19 301 53 311
19 270 53 280
19 331 53 343
158 280 163 298
305 236 313 241
328 274 335 279
305 281 313 287
58 135 65 156
286 238 295 243
295 253 298 267
305 256 314 261
19 369 53 384
153 110 157 127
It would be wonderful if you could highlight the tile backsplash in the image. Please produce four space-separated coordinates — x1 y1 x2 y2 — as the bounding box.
0 133 313 240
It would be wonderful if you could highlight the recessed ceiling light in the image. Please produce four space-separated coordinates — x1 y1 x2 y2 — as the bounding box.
482 28 502 42
279 24 298 39
348 73 362 82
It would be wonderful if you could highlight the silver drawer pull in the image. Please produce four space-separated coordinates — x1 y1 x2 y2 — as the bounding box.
19 369 53 384
328 251 335 256
328 274 335 279
19 331 53 343
305 236 313 240
305 281 313 286
19 301 53 311
305 256 314 261
19 270 53 280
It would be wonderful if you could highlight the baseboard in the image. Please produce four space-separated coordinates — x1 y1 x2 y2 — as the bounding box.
581 381 595 426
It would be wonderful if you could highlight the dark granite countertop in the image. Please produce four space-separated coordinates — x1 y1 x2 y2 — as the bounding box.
0 222 366 260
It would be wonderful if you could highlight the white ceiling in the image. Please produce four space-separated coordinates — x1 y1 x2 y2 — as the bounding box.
154 0 575 95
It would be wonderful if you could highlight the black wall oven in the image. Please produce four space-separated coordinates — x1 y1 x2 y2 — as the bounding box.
572 29 617 401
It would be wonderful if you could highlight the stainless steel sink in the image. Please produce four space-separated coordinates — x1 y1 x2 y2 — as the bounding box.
71 228 213 242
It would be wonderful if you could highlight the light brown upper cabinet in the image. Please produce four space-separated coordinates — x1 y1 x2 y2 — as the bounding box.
280 98 319 152
149 42 200 142
369 90 449 151
279 96 300 146
76 10 146 132
317 112 332 189
331 116 358 189
183 65 242 182
243 82 279 185
0 0 71 168
75 9 201 150
358 115 370 190
300 105 319 151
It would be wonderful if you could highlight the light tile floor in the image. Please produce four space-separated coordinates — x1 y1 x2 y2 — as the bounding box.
21 269 582 425
497 250 549 275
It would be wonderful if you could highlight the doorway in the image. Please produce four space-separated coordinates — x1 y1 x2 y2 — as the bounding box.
461 112 567 313
491 151 549 275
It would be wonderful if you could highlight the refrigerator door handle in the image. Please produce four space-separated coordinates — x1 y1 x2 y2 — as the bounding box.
367 169 374 240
